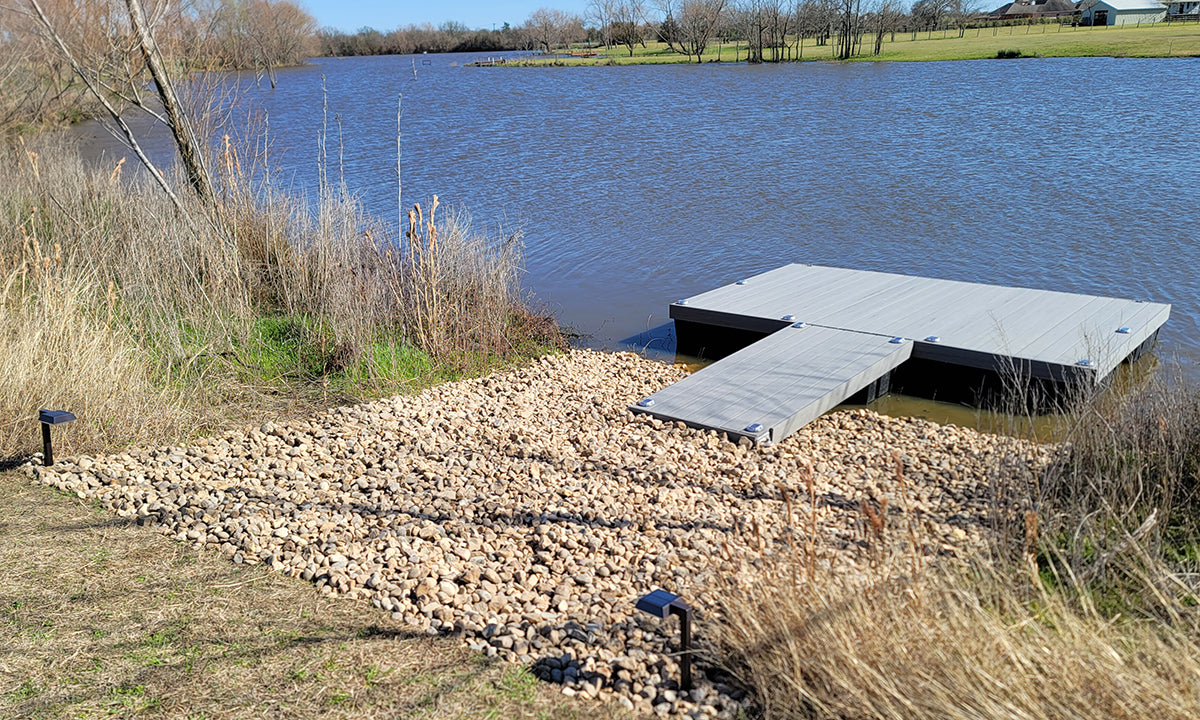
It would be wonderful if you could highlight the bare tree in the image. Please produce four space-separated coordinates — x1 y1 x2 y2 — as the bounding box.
911 0 955 33
246 0 317 86
736 0 769 63
610 0 648 55
768 0 796 61
737 0 794 62
870 0 903 53
126 0 214 202
523 7 584 52
795 0 836 54
25 0 213 208
196 0 315 84
0 4 71 132
950 0 979 37
833 0 863 58
588 0 617 47
658 0 727 62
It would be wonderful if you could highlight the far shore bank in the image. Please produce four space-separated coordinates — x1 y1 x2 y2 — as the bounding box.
466 23 1200 66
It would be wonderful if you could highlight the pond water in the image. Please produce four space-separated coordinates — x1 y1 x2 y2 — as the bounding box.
75 53 1200 420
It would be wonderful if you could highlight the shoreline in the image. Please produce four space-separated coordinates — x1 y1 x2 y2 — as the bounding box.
465 24 1200 67
29 349 1053 716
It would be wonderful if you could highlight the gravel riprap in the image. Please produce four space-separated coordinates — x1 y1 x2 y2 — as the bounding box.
31 349 1054 718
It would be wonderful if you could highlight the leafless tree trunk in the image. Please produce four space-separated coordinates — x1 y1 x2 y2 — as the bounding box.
659 0 728 62
125 0 215 204
835 0 861 58
25 0 217 209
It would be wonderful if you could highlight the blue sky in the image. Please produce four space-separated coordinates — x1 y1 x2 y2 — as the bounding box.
301 0 594 32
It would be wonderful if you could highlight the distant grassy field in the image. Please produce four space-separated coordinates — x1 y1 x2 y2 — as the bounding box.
874 21 1200 60
506 22 1200 66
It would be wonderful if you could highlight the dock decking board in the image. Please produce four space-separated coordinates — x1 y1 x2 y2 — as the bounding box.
635 324 913 443
640 264 1170 444
668 264 1169 383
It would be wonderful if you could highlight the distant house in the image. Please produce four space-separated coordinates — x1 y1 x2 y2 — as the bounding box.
1166 0 1200 18
988 0 1078 19
1079 0 1168 24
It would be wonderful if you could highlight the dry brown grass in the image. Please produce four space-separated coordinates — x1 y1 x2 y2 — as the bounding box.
0 241 188 455
0 472 618 720
714 555 1200 720
1042 371 1200 559
0 136 560 461
399 195 527 362
711 374 1200 720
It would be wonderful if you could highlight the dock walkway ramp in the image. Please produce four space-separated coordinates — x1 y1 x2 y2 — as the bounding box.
635 323 912 444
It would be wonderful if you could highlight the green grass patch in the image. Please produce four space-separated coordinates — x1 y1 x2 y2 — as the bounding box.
237 315 552 401
5 679 38 701
868 23 1200 61
492 666 538 703
244 315 330 381
327 338 440 394
514 23 1200 66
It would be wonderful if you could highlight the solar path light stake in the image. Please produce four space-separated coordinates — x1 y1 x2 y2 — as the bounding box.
38 409 76 467
635 589 693 691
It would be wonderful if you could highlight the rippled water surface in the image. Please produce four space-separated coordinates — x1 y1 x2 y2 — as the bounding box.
78 54 1200 375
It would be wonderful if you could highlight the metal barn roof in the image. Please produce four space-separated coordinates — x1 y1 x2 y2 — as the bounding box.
1090 0 1166 10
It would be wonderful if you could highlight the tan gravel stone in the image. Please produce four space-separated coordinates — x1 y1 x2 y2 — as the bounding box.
31 349 1054 718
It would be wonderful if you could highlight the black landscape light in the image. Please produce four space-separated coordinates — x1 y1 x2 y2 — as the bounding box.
635 588 694 691
38 409 76 466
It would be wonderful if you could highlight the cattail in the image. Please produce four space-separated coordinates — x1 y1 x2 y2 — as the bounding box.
109 157 125 183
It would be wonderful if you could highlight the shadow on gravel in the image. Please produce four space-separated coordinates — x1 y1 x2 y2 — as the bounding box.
0 454 32 472
274 624 428 647
47 516 138 532
356 624 424 640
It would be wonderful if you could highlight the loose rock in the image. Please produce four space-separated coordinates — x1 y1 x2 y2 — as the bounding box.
32 350 1053 717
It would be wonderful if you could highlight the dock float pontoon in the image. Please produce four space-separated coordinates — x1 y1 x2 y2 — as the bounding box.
631 264 1170 445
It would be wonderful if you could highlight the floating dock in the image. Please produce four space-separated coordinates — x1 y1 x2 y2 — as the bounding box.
632 264 1170 445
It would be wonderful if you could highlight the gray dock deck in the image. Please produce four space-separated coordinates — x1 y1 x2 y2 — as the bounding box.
633 264 1170 444
636 324 912 444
